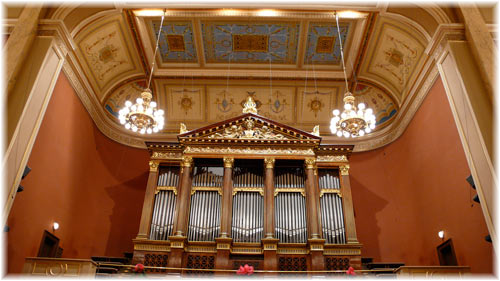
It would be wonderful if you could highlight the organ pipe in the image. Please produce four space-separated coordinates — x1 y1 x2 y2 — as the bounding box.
319 169 346 244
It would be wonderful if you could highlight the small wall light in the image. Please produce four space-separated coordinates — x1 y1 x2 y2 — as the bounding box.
53 222 59 231
438 230 444 239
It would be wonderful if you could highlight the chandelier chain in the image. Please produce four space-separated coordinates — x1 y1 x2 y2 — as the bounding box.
147 9 166 90
335 12 349 92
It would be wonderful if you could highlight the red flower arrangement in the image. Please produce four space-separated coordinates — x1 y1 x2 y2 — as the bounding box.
346 266 356 275
236 264 254 275
134 263 145 273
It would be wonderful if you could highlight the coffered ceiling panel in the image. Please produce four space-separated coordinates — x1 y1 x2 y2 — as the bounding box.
74 14 143 101
201 21 300 64
304 22 350 65
149 20 198 63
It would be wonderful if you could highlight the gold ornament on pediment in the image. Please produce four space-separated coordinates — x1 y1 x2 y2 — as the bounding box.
312 125 320 137
242 96 258 114
208 118 287 140
180 123 188 134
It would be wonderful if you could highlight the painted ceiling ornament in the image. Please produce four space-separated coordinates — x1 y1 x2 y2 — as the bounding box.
242 96 258 114
329 12 375 138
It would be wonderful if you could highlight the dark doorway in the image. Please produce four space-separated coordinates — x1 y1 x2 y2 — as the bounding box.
437 239 458 266
37 230 60 258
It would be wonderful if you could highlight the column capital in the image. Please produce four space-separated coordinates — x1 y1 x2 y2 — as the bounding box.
264 157 275 169
340 164 350 176
181 156 193 167
304 158 316 169
223 157 234 168
149 160 159 172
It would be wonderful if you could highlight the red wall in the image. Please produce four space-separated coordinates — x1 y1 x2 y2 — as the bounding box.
7 72 150 273
349 77 493 273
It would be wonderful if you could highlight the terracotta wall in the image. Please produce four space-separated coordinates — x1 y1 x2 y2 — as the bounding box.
349 77 493 273
7 72 150 273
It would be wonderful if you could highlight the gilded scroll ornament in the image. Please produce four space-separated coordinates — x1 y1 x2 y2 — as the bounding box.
149 160 159 172
264 157 275 169
182 156 193 167
156 186 178 196
305 158 316 169
274 188 306 197
316 155 348 162
340 164 350 176
152 151 183 160
191 186 222 196
319 189 341 198
223 157 234 168
232 187 264 196
242 96 258 114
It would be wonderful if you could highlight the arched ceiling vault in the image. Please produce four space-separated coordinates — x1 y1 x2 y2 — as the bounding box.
6 3 467 151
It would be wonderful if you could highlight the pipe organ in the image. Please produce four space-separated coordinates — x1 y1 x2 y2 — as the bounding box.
133 100 362 274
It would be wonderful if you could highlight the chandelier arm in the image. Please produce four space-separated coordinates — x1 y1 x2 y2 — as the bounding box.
335 12 349 93
147 9 166 91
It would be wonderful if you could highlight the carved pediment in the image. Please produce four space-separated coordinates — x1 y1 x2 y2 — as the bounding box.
178 113 320 145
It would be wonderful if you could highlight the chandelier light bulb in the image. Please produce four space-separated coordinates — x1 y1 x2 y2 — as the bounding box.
359 130 365 136
136 98 143 104
344 103 352 110
125 123 131 129
358 103 365 110
336 131 342 137
125 100 132 107
332 109 340 116
150 101 157 108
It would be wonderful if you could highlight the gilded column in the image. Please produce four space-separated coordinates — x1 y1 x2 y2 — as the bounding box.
305 158 320 238
168 156 193 271
215 157 234 273
263 158 276 238
262 157 279 272
136 160 160 239
340 164 358 243
173 156 194 236
305 158 325 271
220 157 234 238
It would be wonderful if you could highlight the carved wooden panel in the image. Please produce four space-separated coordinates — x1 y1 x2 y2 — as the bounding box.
185 254 215 275
143 253 168 273
278 256 307 272
325 256 350 274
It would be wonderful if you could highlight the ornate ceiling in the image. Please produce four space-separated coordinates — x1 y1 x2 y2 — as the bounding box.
6 3 468 151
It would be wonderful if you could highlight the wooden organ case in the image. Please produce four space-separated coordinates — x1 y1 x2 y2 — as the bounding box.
132 99 362 274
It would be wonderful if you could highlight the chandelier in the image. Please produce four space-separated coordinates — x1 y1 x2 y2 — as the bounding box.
330 12 375 138
118 10 166 134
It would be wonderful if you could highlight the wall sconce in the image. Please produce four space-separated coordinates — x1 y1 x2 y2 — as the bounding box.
438 230 444 239
53 222 59 231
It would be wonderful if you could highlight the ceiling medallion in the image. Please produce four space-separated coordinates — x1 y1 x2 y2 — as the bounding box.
118 10 166 134
330 12 375 138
